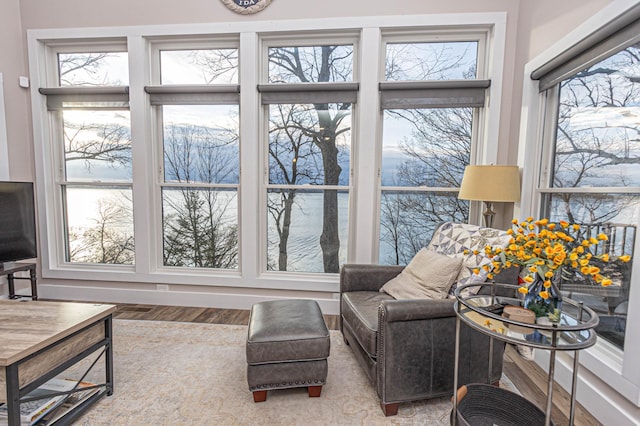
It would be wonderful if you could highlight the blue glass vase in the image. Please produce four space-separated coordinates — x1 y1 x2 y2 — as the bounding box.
523 274 562 318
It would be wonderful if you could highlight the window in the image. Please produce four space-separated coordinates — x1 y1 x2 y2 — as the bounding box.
30 16 504 291
538 45 639 352
150 45 240 269
378 35 489 265
44 49 134 265
522 8 640 414
261 42 356 273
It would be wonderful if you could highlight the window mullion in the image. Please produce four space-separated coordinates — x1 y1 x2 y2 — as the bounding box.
538 86 560 192
129 35 154 274
239 31 261 278
352 26 382 264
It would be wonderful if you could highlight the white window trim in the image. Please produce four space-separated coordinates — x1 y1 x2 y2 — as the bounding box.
375 27 498 247
259 33 358 275
27 13 507 294
147 41 242 273
0 73 9 180
517 0 640 418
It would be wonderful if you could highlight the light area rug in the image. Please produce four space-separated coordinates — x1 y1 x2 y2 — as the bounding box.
71 319 516 425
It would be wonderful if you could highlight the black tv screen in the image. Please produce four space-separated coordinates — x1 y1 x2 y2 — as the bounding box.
0 182 37 264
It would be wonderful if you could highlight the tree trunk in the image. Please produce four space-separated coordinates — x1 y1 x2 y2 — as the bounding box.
278 190 296 271
319 139 341 273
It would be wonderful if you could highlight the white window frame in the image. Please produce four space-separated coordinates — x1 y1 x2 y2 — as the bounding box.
259 33 358 277
518 0 640 419
376 30 493 264
0 73 9 181
27 13 507 295
147 39 242 274
38 40 134 272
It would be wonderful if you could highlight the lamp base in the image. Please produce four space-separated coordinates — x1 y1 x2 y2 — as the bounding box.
483 201 496 228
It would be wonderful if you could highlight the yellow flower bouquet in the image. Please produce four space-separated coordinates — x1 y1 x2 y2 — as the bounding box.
482 217 631 316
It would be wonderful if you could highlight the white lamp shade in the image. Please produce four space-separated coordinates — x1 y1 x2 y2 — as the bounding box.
458 165 521 202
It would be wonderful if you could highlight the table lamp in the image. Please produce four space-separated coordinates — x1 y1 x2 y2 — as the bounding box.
457 165 521 228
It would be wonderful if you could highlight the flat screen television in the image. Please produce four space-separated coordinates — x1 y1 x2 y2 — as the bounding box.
0 181 37 265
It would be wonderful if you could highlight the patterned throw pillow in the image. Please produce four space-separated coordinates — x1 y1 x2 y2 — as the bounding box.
426 222 511 297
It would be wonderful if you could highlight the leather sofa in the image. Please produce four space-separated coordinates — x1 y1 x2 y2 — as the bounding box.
339 223 518 416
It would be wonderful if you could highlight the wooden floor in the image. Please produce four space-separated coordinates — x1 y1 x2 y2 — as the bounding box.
112 302 600 425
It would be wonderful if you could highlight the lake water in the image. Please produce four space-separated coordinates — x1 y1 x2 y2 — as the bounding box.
65 187 352 272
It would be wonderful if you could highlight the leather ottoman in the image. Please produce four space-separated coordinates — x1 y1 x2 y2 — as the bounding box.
246 299 330 402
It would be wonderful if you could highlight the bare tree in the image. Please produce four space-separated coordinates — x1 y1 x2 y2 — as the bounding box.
553 45 640 222
63 118 131 169
188 49 239 84
379 108 471 264
161 122 239 268
267 46 352 273
57 53 135 265
385 42 477 81
267 104 323 270
68 198 134 264
59 53 115 86
378 44 478 264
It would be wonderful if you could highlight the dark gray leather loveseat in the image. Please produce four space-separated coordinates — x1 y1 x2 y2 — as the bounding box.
339 223 518 416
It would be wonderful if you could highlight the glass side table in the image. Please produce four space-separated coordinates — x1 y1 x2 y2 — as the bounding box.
452 283 599 426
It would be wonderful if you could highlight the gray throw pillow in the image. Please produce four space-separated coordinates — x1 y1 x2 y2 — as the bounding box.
380 248 464 300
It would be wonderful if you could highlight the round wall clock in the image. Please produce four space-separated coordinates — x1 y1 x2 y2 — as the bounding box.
220 0 272 14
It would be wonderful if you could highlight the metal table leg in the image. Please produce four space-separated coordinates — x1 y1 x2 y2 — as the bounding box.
452 308 462 426
5 364 20 426
105 315 114 395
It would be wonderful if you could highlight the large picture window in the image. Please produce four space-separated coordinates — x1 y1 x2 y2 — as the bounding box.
47 50 134 265
540 44 639 351
262 43 355 273
30 17 503 290
151 46 240 269
378 36 488 264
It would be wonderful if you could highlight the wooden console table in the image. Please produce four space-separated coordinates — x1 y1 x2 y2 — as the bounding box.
0 301 116 425
0 262 37 300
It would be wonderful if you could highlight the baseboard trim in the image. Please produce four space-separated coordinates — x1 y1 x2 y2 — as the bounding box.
37 284 341 315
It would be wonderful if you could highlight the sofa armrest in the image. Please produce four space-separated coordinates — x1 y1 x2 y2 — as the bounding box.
379 298 455 322
340 264 404 293
375 298 505 404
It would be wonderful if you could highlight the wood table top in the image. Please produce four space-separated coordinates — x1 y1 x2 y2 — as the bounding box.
0 300 116 366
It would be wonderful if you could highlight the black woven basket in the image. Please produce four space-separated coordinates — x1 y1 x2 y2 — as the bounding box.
451 383 554 426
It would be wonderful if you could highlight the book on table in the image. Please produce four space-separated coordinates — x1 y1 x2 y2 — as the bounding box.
0 378 77 425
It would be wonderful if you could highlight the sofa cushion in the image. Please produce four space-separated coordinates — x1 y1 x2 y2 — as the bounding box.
379 248 463 300
341 291 394 356
427 222 511 296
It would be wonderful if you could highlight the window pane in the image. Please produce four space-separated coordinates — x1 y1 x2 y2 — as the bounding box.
58 52 128 86
381 108 471 187
268 103 351 185
268 45 353 83
546 193 637 350
162 105 239 184
267 189 348 273
554 44 640 188
64 186 134 265
63 110 132 182
548 193 639 226
379 191 468 265
160 49 238 84
162 187 238 269
385 42 478 81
